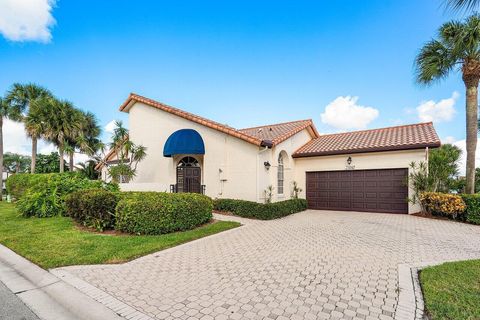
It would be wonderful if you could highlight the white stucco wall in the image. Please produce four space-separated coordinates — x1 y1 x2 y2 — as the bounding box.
260 129 312 202
124 102 265 201
293 149 427 214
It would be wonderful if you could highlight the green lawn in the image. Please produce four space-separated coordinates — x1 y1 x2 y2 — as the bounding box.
420 259 480 320
0 202 240 269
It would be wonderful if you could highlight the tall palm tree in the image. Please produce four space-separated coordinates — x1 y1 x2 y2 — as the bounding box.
6 83 52 173
65 110 101 172
40 98 81 173
415 14 480 193
0 96 22 200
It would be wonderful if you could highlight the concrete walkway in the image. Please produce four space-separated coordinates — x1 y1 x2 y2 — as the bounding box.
54 211 480 320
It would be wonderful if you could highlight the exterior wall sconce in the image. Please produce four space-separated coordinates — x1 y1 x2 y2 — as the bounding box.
264 161 271 170
347 156 352 165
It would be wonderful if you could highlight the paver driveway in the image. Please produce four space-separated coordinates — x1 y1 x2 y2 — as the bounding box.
55 211 480 320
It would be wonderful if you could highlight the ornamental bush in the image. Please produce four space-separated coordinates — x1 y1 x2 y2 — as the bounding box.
13 173 118 218
420 192 466 219
460 194 480 225
65 189 119 231
5 174 43 200
115 192 213 235
214 198 307 220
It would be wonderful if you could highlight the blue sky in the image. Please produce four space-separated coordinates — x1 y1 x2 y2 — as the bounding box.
0 0 470 161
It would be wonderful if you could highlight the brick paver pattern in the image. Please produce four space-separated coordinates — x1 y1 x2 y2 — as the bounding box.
56 211 480 320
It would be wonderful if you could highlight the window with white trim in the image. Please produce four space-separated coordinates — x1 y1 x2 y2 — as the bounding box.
277 153 284 194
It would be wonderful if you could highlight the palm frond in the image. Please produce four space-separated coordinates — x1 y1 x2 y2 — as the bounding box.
445 0 480 11
415 40 456 85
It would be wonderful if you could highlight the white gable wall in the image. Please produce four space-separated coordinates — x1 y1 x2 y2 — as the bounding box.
124 102 265 201
260 129 313 202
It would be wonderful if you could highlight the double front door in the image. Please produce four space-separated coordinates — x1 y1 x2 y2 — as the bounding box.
176 166 201 193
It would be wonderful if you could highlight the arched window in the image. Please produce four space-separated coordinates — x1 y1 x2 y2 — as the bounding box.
177 156 200 167
277 153 284 194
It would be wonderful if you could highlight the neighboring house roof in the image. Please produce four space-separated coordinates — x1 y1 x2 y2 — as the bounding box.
119 93 319 147
292 122 441 158
239 120 320 146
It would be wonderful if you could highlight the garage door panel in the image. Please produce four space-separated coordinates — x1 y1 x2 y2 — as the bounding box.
306 168 408 214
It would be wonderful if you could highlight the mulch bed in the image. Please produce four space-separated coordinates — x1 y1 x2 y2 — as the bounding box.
74 219 220 236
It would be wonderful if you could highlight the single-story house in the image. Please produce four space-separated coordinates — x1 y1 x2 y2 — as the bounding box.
99 93 441 214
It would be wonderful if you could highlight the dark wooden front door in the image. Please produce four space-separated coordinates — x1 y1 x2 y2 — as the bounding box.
306 168 408 214
177 166 201 193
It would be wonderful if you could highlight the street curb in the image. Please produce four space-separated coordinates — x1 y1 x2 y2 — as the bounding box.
0 244 124 320
50 269 154 320
394 259 474 320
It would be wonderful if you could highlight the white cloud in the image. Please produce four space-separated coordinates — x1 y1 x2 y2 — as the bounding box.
442 136 457 144
451 139 480 176
3 118 56 156
320 96 379 130
416 92 459 123
0 0 56 42
105 120 117 134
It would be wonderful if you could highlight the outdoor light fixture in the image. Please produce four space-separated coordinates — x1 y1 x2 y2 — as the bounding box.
264 161 271 170
347 157 352 165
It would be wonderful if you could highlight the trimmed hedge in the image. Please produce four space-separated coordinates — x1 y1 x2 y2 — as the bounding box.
65 189 119 231
460 194 480 225
115 192 213 235
9 173 118 218
214 198 307 220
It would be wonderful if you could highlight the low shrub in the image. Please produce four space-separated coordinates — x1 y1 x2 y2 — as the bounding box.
214 198 307 220
65 189 119 231
13 173 118 218
420 192 466 219
460 194 480 225
115 192 213 235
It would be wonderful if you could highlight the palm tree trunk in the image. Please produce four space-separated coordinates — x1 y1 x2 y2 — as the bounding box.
31 136 37 174
69 152 74 172
465 84 478 193
59 145 65 173
0 117 3 202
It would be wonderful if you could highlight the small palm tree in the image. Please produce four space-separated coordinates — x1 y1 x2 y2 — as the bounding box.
415 14 480 193
98 121 146 183
3 152 30 173
6 83 52 173
0 96 23 200
77 160 99 180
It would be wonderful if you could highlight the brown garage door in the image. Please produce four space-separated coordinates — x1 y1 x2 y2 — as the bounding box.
306 168 408 214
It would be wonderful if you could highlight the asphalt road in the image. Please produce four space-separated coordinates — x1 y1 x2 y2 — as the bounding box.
0 281 39 320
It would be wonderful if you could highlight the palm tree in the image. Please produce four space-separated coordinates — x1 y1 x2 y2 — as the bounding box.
3 152 30 173
446 0 479 10
41 98 81 173
65 110 101 172
6 83 52 173
77 160 100 180
415 14 480 193
0 96 22 200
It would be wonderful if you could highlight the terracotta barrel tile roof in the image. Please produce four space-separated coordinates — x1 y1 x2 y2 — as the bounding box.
292 122 441 158
119 93 318 147
239 120 319 145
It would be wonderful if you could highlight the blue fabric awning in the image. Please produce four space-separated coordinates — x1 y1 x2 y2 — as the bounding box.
163 129 205 157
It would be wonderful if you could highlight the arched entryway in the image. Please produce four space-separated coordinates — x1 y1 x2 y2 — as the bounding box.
176 156 202 193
